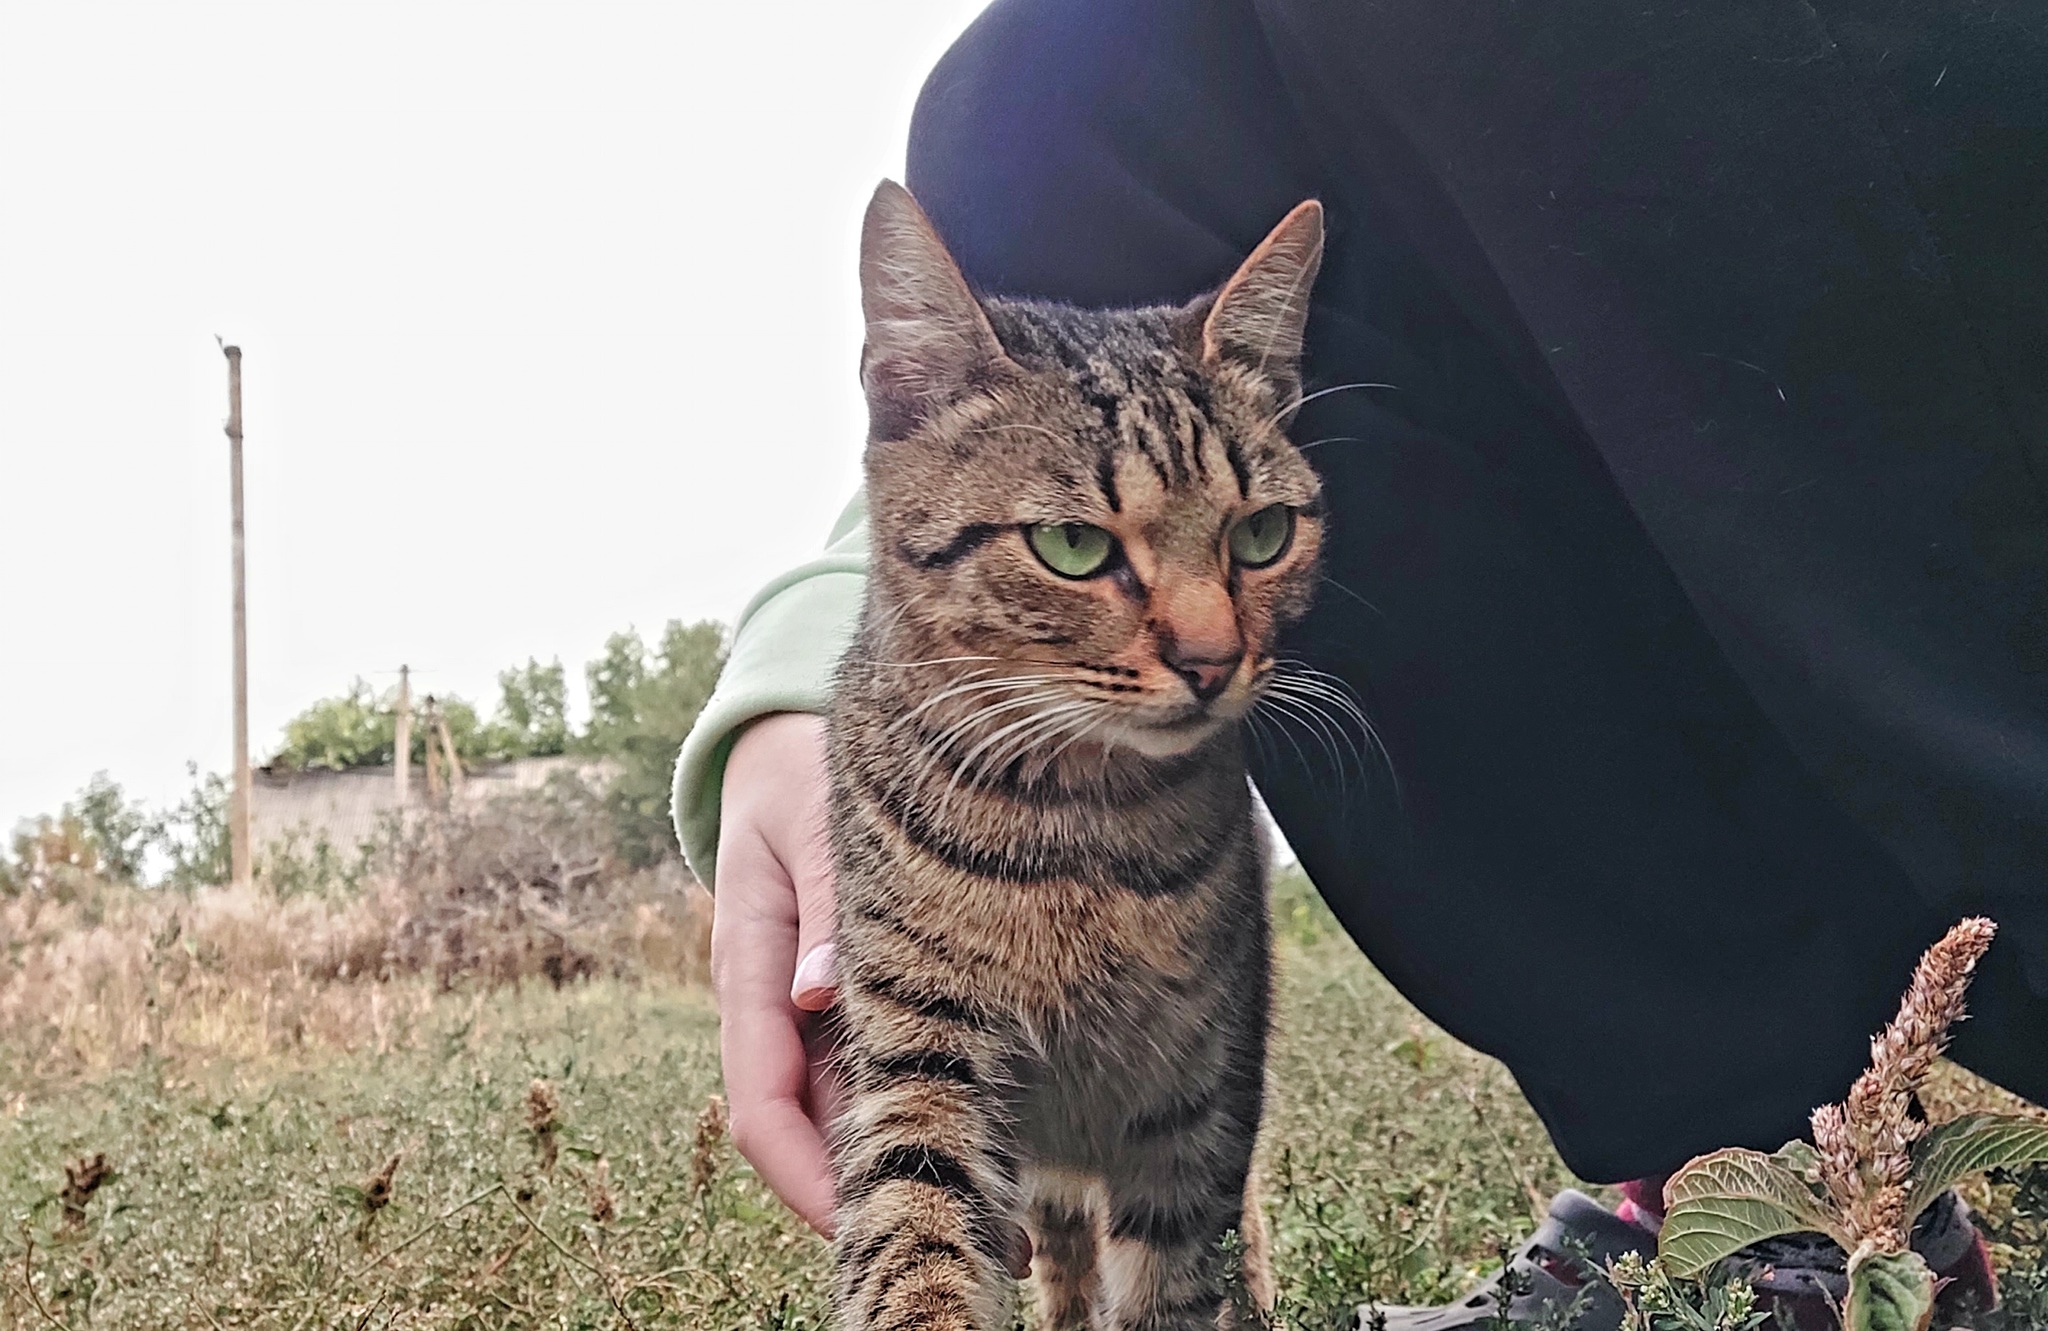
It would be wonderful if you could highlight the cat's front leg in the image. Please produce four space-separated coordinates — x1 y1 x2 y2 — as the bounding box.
1093 1076 1267 1331
831 974 1022 1331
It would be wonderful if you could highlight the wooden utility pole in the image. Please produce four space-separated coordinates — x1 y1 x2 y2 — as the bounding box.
423 696 446 805
394 664 413 807
435 707 466 796
223 343 253 891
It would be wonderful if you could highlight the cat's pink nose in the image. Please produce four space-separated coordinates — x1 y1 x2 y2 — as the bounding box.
1164 649 1243 703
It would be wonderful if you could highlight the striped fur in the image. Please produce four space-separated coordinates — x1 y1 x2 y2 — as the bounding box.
826 182 1324 1331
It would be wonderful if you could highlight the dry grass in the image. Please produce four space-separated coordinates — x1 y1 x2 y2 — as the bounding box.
0 873 1588 1329
0 859 711 1092
0 869 2040 1329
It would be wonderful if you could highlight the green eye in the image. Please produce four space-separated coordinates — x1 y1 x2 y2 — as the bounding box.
1027 522 1116 578
1229 505 1295 568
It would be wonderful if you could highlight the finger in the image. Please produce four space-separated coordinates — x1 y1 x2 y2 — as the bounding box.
734 715 839 1011
766 716 839 966
713 837 839 1235
721 1000 838 1234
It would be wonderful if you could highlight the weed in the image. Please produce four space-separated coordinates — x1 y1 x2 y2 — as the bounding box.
56 1154 109 1237
1658 919 2048 1328
689 1093 728 1202
588 1157 617 1225
1603 1250 1770 1331
526 1078 562 1173
1963 1162 2048 1331
353 1152 402 1245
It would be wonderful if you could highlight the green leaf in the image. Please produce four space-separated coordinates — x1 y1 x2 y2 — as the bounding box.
1846 1249 1934 1331
1774 1139 1823 1176
1658 1146 1849 1277
1905 1113 2048 1221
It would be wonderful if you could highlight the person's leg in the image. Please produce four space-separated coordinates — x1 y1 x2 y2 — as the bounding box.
1235 0 2048 1174
909 0 2047 1189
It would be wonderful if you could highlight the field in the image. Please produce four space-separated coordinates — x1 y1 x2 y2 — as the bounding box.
2 874 2043 1330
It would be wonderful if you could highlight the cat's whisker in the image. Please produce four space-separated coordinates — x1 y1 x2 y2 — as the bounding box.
948 699 1100 798
1262 379 1400 431
965 717 1077 795
1317 574 1386 618
984 705 1113 800
1265 667 1403 807
964 697 1106 785
871 654 1007 670
918 687 1112 798
885 673 1049 737
1275 668 1389 764
920 689 1074 764
1256 688 1358 795
961 423 1069 445
935 702 1087 825
885 671 1009 738
910 672 1109 732
900 694 1075 801
1040 705 1115 770
1265 675 1371 770
1244 711 1282 776
1249 697 1320 789
1269 670 1373 735
1018 700 1113 769
1261 678 1358 779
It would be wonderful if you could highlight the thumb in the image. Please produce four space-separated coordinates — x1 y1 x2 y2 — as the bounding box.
786 753 843 1011
792 938 838 1012
729 711 839 1014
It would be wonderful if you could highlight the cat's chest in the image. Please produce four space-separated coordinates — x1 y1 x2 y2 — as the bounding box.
889 865 1227 1013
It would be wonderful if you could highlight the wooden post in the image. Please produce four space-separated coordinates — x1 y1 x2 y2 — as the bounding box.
394 665 412 807
435 708 466 797
223 343 253 891
423 696 446 806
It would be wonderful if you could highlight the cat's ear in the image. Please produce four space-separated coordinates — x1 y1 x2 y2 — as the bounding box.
1198 200 1325 404
859 180 1011 442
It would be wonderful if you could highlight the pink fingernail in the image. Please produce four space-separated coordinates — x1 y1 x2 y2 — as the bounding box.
792 942 839 1011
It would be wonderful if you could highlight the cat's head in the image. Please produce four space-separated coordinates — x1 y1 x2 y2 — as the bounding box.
856 181 1324 759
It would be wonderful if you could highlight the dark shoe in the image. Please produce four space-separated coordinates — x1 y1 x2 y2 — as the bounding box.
1360 1190 1646 1329
1728 1190 1995 1331
1356 1188 1997 1330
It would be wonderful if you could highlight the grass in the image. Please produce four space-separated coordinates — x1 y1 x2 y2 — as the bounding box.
0 871 2040 1329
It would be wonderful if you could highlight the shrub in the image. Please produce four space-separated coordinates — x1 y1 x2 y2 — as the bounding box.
363 769 710 987
157 763 231 892
495 657 571 758
580 621 725 866
2 773 156 901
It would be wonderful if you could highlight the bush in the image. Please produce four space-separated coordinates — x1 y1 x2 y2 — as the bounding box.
270 679 508 772
495 657 571 757
259 622 727 868
2 773 156 901
157 763 232 892
364 769 709 986
0 770 712 1085
581 621 725 865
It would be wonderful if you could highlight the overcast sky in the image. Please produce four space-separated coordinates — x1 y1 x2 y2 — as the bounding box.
0 1 991 830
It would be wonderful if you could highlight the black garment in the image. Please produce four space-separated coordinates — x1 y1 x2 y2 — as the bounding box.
903 0 2048 1182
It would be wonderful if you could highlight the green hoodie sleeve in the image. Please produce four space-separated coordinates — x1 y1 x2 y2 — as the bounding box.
671 491 869 888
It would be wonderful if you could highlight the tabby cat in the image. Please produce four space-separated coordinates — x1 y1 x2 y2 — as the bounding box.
827 180 1326 1331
